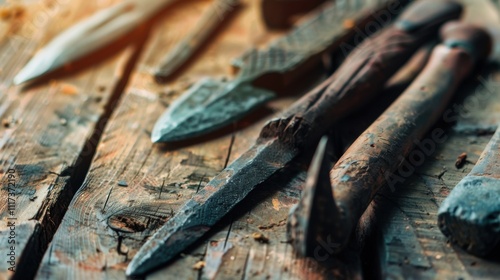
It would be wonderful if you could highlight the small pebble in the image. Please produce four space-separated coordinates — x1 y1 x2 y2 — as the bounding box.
118 180 128 187
455 152 467 169
60 83 79 95
252 232 269 243
343 19 356 29
192 261 205 270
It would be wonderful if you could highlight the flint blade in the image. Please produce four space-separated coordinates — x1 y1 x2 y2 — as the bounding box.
14 0 176 85
127 137 297 276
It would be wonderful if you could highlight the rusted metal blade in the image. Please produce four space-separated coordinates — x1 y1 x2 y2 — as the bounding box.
438 127 500 256
154 0 240 81
127 138 297 276
151 0 398 142
14 0 176 85
287 136 344 258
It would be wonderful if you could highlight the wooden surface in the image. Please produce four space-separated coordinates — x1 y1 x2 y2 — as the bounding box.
0 0 499 279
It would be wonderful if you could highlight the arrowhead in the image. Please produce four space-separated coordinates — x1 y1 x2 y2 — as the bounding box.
152 77 275 143
126 222 212 276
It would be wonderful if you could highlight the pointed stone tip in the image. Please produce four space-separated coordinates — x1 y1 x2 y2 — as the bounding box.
126 252 155 277
125 262 139 277
13 64 43 85
125 263 142 277
151 126 190 143
150 131 162 143
13 72 28 85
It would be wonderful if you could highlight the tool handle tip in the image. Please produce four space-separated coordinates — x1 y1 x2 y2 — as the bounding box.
440 21 493 63
396 0 463 33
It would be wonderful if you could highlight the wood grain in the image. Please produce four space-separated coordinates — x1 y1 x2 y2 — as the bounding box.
1 0 498 279
0 0 141 278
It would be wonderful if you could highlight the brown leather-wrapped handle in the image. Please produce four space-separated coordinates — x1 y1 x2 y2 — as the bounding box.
322 22 492 252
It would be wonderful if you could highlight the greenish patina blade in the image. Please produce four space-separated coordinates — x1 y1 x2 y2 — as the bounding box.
152 77 275 142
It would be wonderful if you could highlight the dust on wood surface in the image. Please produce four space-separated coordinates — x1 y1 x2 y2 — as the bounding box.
0 0 142 279
0 0 499 279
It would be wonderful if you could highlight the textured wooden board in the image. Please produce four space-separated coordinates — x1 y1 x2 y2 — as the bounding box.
1 0 499 279
0 0 138 279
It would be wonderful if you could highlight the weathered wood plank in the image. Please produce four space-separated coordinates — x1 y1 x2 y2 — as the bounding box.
35 0 500 280
0 0 141 278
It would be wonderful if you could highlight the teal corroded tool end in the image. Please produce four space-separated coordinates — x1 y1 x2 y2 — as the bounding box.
151 77 275 143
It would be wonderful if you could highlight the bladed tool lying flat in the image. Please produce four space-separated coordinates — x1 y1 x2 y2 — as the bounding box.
151 0 404 143
128 1 462 275
154 0 241 82
288 22 492 256
14 0 177 85
438 126 500 257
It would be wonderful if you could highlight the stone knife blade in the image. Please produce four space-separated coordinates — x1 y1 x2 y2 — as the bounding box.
13 0 177 85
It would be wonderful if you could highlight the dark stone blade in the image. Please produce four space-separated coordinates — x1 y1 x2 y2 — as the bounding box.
127 138 298 276
287 136 344 258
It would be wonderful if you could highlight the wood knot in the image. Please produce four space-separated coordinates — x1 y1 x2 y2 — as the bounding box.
107 215 147 233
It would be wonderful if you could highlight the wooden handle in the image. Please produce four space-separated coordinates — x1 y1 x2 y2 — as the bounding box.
155 0 240 81
260 0 463 146
328 22 491 250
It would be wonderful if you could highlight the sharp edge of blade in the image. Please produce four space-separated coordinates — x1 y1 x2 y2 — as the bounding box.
128 138 299 275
